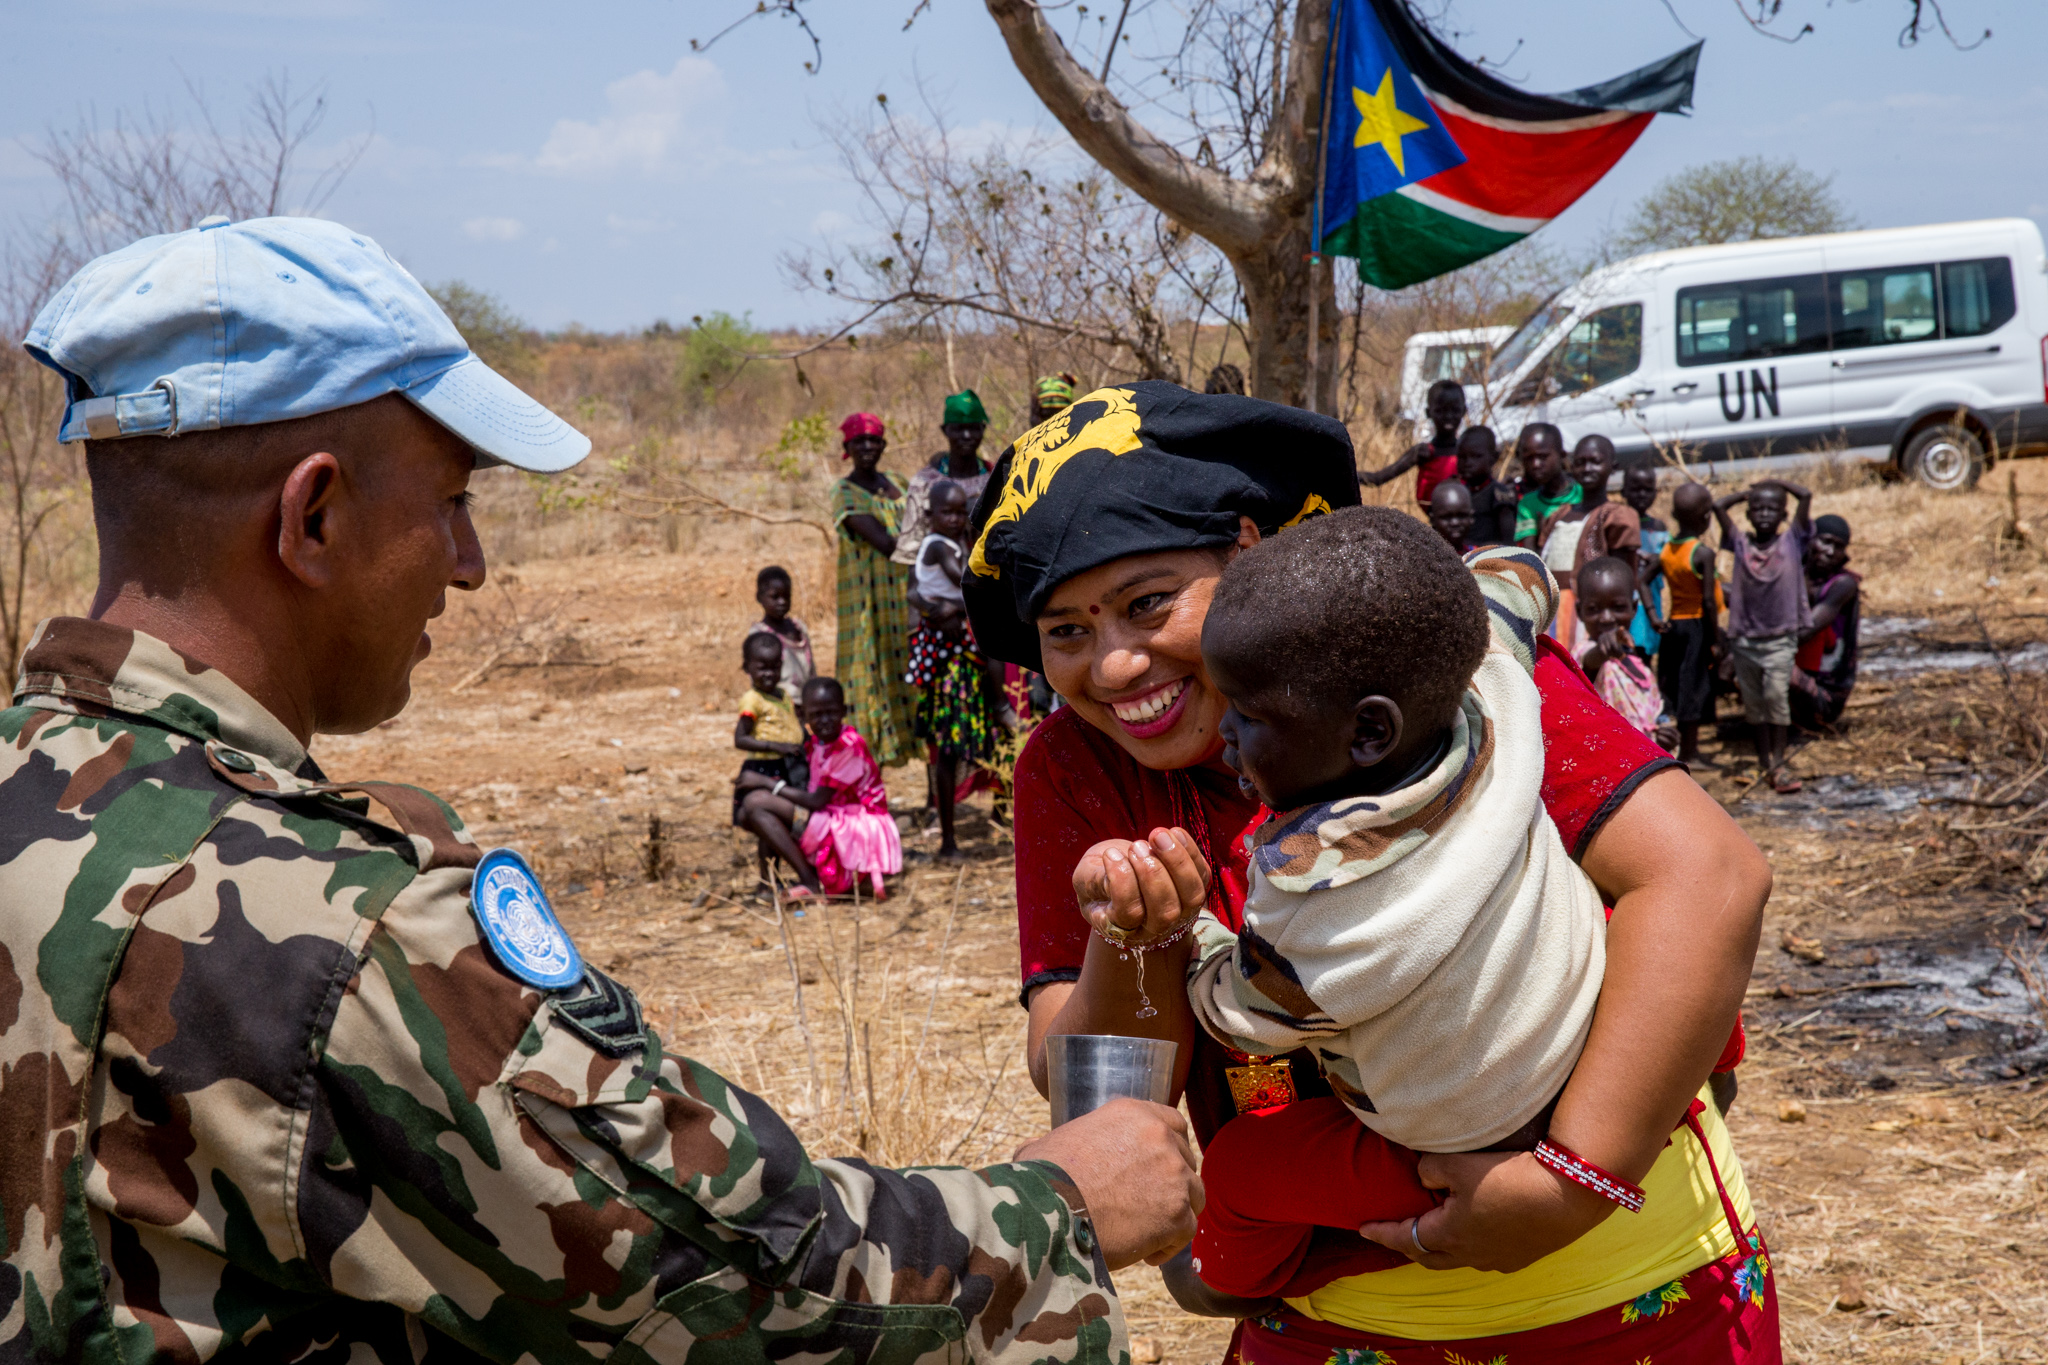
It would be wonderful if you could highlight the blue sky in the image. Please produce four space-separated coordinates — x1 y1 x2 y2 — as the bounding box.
2 0 2037 332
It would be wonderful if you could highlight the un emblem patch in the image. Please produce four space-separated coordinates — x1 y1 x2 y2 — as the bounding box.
471 849 584 989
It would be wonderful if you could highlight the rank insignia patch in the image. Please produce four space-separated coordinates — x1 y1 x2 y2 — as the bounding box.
552 968 648 1058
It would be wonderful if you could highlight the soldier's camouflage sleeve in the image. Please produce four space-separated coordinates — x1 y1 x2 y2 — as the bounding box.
0 618 1131 1365
303 865 1131 1365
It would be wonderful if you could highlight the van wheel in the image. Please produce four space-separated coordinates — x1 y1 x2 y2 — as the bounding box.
1903 423 1984 492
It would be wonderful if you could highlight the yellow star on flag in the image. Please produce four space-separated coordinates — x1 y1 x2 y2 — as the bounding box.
1353 69 1430 175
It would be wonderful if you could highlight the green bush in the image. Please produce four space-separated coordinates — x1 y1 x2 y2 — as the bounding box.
761 413 830 480
428 281 535 377
680 311 766 405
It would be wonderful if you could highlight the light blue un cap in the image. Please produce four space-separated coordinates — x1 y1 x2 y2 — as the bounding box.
21 215 589 472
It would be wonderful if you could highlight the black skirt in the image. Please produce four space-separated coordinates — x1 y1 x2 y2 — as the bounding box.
732 754 808 825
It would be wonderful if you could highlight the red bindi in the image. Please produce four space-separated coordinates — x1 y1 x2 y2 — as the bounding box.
1088 605 1100 615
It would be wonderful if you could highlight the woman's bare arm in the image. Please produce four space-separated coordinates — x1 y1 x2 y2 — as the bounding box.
1556 767 1768 1173
842 514 897 556
1024 830 1208 1099
1361 767 1769 1270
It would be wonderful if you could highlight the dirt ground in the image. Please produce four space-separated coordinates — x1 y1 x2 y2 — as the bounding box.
308 458 2048 1365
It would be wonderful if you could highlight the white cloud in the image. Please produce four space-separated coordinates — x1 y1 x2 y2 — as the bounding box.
529 56 726 178
809 209 853 236
604 213 665 234
463 216 526 242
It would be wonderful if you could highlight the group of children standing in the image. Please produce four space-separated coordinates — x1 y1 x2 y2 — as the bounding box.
1372 379 1862 790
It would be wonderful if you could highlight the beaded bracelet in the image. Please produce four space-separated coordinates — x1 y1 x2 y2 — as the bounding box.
1092 918 1195 1019
1533 1139 1646 1213
1094 918 1195 954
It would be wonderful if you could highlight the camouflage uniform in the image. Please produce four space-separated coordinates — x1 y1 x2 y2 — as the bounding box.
0 616 1129 1364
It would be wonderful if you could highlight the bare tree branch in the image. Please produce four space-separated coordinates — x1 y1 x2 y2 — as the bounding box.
982 0 1271 256
783 84 1230 386
33 71 373 262
690 0 827 72
1727 0 1814 42
1898 0 1989 49
618 483 834 543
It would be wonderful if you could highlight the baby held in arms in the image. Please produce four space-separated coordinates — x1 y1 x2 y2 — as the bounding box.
1144 507 1614 1303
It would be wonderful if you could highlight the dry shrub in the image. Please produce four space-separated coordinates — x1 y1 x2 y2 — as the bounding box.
1836 668 2048 899
639 869 1043 1174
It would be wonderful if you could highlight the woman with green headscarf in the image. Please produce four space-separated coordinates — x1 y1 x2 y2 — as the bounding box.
892 388 994 576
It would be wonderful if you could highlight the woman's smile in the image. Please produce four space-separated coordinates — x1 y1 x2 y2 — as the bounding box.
1106 676 1191 738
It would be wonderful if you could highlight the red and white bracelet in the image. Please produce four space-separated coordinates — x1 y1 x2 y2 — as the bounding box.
1533 1140 1646 1213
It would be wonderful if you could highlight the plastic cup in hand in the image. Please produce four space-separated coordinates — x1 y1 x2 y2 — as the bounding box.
1045 1034 1178 1127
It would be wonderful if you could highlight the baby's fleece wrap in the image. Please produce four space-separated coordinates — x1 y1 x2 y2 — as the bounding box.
1186 547 1607 1152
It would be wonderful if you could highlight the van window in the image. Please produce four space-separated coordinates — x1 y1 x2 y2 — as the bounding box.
1830 265 1937 348
1489 293 1567 383
1549 304 1643 396
1420 342 1494 387
1676 274 1828 367
1941 257 2016 338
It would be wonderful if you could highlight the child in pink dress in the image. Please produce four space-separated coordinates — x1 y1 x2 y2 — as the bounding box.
797 676 904 898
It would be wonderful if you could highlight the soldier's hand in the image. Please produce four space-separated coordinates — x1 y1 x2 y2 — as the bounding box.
1015 1098 1203 1270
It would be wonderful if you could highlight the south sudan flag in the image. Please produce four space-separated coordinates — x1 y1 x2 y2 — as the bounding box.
1319 0 1701 289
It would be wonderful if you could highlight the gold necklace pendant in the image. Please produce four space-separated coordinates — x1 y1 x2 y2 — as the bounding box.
1224 1056 1297 1113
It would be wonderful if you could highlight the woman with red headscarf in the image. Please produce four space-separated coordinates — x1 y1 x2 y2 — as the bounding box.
831 413 917 768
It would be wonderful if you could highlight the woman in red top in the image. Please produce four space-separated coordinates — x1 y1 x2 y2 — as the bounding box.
964 383 1776 1363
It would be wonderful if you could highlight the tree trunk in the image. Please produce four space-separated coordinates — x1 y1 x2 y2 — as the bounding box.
984 0 1337 409
1233 222 1340 409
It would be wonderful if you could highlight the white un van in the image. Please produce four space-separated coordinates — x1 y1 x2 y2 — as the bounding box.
1473 218 2048 491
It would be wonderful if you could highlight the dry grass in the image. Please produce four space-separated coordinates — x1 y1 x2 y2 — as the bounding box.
12 324 2048 1361
1690 461 2048 1362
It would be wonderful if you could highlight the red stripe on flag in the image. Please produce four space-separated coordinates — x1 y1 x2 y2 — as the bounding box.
1420 109 1655 221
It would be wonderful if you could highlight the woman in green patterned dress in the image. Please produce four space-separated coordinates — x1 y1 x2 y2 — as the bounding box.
830 413 918 768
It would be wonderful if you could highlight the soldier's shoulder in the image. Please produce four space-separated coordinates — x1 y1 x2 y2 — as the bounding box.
0 700 470 919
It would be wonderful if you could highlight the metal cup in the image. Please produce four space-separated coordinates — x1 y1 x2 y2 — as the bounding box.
1044 1034 1178 1127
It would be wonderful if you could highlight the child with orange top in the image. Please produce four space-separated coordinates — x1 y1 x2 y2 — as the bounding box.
1656 483 1721 765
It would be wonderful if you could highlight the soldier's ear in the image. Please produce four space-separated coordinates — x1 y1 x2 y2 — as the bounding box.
277 450 345 588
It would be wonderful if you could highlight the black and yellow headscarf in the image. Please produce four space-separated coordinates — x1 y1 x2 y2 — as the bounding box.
964 380 1360 669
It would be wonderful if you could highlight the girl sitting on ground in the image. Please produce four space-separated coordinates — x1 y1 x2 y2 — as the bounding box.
732 632 819 896
735 676 904 900
807 677 905 898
